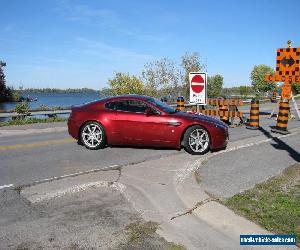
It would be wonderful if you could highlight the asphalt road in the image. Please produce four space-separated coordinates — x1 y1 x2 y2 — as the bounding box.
198 132 300 198
0 185 176 250
0 130 178 187
1 114 300 188
0 104 299 249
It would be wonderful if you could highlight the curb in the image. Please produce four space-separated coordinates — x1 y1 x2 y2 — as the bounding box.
174 127 300 243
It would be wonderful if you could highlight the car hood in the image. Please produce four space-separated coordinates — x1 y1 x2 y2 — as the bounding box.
173 111 228 128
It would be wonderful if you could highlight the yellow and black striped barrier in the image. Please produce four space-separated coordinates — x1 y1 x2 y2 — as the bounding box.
246 99 260 130
198 109 244 117
271 92 277 103
207 99 244 106
176 96 185 111
219 105 229 124
271 101 290 134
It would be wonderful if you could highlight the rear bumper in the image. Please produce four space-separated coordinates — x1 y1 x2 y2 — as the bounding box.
68 118 79 140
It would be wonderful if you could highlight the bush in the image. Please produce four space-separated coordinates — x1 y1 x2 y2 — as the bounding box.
14 102 29 118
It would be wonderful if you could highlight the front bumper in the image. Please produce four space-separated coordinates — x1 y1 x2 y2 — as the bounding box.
210 126 229 149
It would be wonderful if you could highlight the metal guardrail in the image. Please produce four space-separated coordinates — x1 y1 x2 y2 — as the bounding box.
0 109 71 118
0 97 279 119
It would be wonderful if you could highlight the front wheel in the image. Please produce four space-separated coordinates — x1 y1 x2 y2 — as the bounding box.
80 121 106 150
183 125 210 155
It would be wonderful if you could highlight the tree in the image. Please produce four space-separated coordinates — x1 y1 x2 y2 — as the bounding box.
239 85 252 98
108 72 145 95
99 87 113 97
0 61 8 102
292 83 300 95
207 74 223 97
181 52 206 98
141 57 180 97
250 65 277 94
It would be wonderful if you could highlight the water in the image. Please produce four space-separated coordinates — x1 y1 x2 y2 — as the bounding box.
0 92 102 112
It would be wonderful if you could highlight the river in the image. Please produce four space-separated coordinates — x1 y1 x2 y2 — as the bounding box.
0 92 102 112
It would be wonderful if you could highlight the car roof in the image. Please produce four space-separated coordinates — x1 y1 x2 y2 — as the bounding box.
100 94 153 103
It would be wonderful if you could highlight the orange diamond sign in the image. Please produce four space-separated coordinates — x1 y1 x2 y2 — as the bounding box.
276 47 300 78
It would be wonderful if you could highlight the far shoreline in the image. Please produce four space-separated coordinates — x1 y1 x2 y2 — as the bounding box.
16 88 101 94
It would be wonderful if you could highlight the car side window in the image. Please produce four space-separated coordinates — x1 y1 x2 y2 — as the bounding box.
126 100 148 113
105 100 159 114
105 101 118 110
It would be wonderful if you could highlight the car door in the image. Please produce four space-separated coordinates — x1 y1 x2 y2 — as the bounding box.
113 99 177 147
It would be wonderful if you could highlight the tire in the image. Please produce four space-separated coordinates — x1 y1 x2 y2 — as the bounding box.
182 125 211 155
79 121 106 150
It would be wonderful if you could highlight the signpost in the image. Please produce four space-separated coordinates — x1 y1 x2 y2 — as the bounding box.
189 72 207 105
265 40 300 101
265 40 300 132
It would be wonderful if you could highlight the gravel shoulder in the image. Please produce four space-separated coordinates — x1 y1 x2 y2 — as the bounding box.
0 121 67 131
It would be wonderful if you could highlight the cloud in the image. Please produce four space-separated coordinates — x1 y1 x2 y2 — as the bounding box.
2 24 16 32
76 37 152 62
54 0 120 28
54 0 167 44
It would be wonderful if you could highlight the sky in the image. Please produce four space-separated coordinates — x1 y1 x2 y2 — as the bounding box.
1 0 300 90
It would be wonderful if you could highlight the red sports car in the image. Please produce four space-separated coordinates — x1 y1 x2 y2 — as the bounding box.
68 95 228 155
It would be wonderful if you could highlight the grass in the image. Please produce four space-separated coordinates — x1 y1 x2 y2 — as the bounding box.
225 164 300 245
0 117 67 127
122 220 187 250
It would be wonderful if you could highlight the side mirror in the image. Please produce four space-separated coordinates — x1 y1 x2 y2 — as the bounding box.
145 107 155 116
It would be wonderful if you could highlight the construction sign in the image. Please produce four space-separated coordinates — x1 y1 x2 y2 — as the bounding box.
276 47 300 79
189 72 207 104
265 46 300 83
281 83 292 100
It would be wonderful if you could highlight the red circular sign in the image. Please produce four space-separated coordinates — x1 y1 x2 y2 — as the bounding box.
191 75 205 93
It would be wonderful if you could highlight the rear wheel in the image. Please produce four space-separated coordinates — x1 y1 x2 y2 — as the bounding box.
183 125 210 155
80 121 106 150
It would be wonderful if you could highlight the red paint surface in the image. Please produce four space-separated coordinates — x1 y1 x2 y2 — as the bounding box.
68 95 228 150
191 75 205 93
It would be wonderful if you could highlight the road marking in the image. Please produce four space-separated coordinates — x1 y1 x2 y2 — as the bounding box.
29 181 110 203
19 165 120 188
175 131 299 183
0 138 75 151
0 184 14 190
0 165 119 192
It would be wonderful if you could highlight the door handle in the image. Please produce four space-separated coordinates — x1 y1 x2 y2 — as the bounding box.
166 122 182 126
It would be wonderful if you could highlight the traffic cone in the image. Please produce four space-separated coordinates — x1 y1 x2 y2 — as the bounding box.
176 96 185 111
271 101 290 134
246 99 260 130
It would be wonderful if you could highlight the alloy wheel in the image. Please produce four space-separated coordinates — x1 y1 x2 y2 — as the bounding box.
188 128 209 153
82 123 103 148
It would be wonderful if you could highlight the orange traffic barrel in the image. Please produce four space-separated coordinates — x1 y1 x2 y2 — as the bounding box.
271 92 277 103
271 101 290 134
246 99 260 130
176 96 185 111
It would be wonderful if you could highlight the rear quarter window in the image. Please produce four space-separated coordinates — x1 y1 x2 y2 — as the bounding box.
105 101 117 110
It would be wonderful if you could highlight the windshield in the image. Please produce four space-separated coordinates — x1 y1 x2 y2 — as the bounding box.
146 97 177 114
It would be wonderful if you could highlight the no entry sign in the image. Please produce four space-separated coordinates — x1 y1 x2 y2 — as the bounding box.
189 72 207 104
